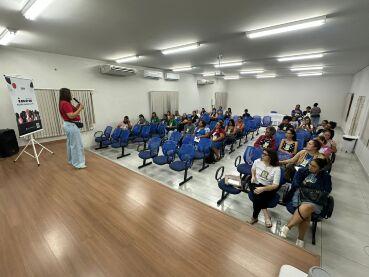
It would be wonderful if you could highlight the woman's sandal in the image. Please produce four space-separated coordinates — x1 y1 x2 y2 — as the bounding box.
248 217 258 225
265 218 272 228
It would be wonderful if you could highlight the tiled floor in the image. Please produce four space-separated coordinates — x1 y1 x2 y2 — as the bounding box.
89 129 369 277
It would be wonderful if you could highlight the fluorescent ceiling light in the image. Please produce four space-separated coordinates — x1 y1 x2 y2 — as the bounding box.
256 74 276 79
202 72 216 77
240 69 264 75
214 61 243 68
0 29 17 46
277 53 324 62
116 55 139 63
290 65 324 71
247 16 326 39
224 75 240 80
22 0 54 21
161 43 200 55
297 72 323 77
172 66 194 72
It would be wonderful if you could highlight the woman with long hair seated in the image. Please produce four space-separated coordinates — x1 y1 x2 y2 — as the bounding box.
278 128 298 157
280 158 332 248
209 121 225 161
248 149 281 228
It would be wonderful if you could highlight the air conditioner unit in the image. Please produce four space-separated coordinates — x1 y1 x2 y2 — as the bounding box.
164 72 180 81
215 71 225 77
143 70 163 79
197 79 214 86
100 65 136 76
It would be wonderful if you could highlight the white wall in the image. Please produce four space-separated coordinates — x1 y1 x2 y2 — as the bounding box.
0 47 226 147
343 65 369 177
225 76 353 126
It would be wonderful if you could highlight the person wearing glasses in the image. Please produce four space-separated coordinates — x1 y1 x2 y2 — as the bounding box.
280 158 332 247
278 128 298 157
248 149 281 228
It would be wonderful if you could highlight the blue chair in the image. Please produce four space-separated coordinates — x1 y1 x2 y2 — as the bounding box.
224 118 230 127
253 116 262 134
275 131 286 150
235 146 263 177
138 137 162 169
111 129 131 159
133 125 151 151
94 126 113 150
169 144 195 186
168 130 182 145
233 115 239 122
261 116 272 127
242 118 253 143
296 130 311 151
182 134 194 145
278 152 292 161
209 121 217 131
149 123 158 136
202 113 211 124
194 138 212 172
129 124 142 141
152 123 166 139
248 119 259 139
153 140 177 166
247 167 286 209
102 128 122 148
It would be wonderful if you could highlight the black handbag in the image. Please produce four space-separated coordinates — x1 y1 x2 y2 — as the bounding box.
73 121 84 128
299 187 329 206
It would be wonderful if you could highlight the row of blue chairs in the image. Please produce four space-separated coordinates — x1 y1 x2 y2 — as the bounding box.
137 137 213 185
94 127 131 159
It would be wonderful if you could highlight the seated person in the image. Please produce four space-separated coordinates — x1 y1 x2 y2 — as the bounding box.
291 104 303 119
242 108 251 119
290 116 299 129
227 107 232 116
316 119 328 135
191 110 199 123
216 110 224 121
194 120 210 139
210 108 217 121
278 128 298 157
118 115 132 130
200 108 206 116
248 149 281 228
302 106 311 117
254 126 276 150
137 114 148 125
166 114 178 131
183 119 195 135
235 117 244 138
150 112 160 123
174 110 181 120
209 121 225 161
280 158 332 248
224 111 231 119
278 116 294 132
225 119 237 144
176 114 188 132
320 129 337 156
161 114 168 124
298 116 314 133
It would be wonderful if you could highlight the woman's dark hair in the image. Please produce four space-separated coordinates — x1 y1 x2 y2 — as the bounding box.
217 120 224 128
228 108 232 112
286 128 296 141
265 148 279 167
329 121 337 129
314 103 318 107
312 158 328 170
324 129 335 139
311 139 322 151
266 126 276 136
199 120 206 127
304 116 312 124
282 115 292 121
322 119 328 124
59 88 72 102
229 119 235 126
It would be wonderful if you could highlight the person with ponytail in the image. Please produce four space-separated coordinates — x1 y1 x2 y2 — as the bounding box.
280 158 332 247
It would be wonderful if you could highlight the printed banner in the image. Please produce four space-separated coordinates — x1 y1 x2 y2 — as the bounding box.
4 75 43 137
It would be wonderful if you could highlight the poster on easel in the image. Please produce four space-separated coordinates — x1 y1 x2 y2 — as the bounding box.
4 75 43 137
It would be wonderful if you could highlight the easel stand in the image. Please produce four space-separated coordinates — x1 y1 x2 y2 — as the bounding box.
14 133 54 166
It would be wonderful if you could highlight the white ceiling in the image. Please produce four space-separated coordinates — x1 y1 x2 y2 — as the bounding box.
1 0 369 77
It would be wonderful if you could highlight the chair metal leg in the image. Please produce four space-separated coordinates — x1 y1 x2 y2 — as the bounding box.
237 138 243 148
138 159 152 169
117 147 131 159
217 190 230 206
179 168 193 186
95 141 108 150
199 158 209 172
311 220 318 245
229 143 235 154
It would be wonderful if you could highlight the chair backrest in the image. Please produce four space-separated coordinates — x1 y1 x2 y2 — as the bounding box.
178 144 195 162
279 167 286 186
250 118 258 130
262 116 272 126
141 125 151 138
162 140 177 155
119 129 131 143
224 118 230 127
202 113 210 124
182 134 194 145
243 146 263 164
111 128 122 140
275 131 286 148
157 124 166 136
169 131 182 143
131 124 141 136
243 119 252 133
104 126 113 137
233 115 239 122
209 121 217 131
197 138 212 154
148 137 162 154
323 196 334 218
149 123 158 134
296 130 311 141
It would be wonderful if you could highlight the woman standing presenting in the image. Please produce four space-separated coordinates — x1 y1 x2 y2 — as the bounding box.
59 88 86 169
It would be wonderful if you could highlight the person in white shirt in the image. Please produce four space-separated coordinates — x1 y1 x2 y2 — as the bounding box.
248 149 281 228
